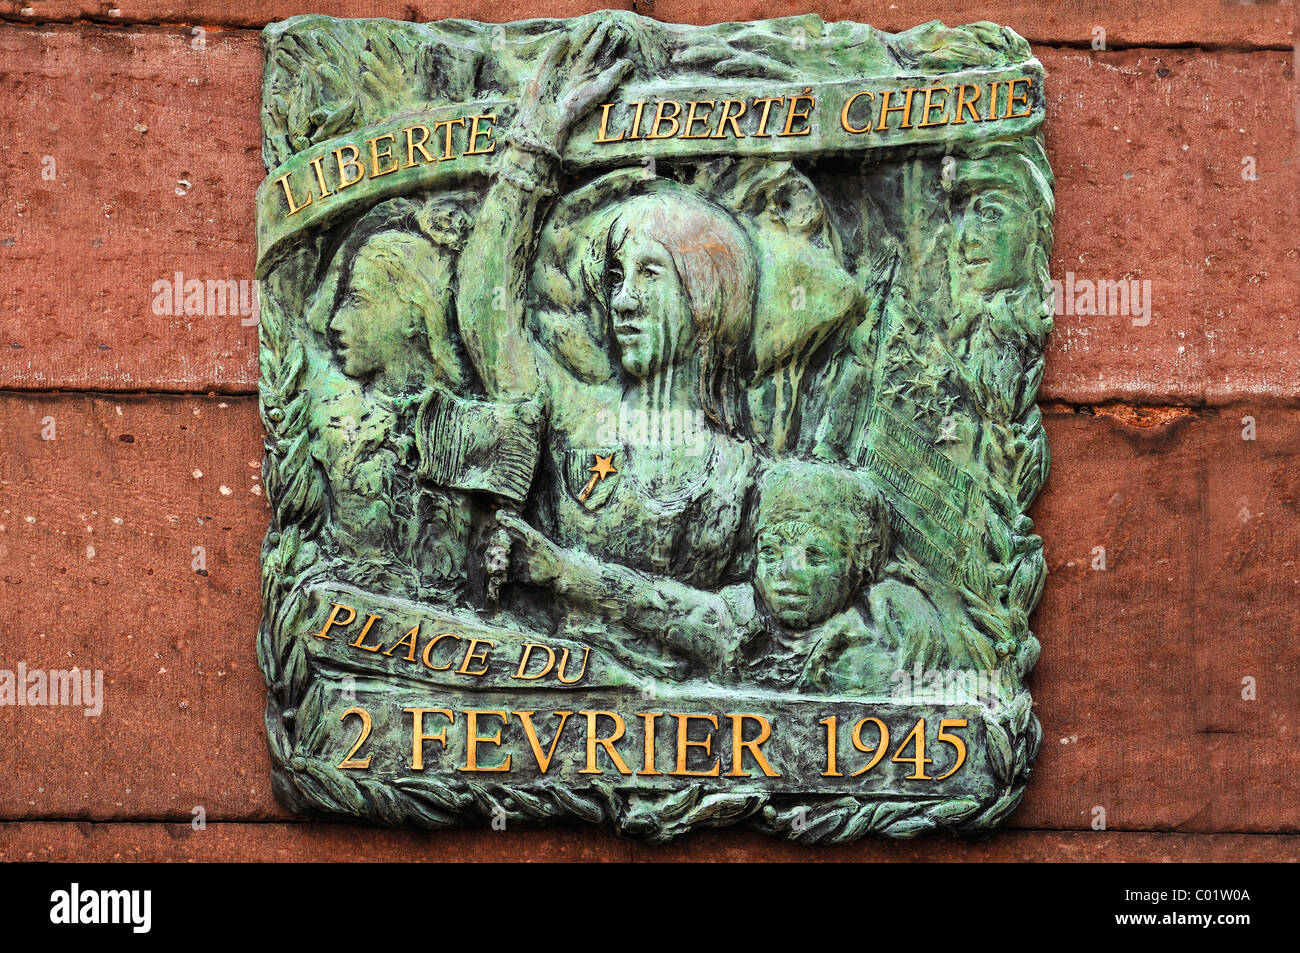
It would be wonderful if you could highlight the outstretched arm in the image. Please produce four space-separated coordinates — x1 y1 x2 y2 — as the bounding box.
496 512 756 678
457 23 630 401
415 25 630 508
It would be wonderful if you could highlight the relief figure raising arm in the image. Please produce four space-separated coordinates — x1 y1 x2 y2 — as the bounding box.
460 24 631 405
415 24 631 508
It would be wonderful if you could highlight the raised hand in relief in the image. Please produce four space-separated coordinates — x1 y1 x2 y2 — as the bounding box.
512 20 633 148
456 20 632 404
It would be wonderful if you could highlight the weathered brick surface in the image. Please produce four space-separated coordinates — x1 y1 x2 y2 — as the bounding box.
1020 405 1300 833
0 25 261 393
0 3 1295 860
1 395 1295 836
0 29 1295 402
0 0 1293 47
0 394 273 820
1038 48 1299 406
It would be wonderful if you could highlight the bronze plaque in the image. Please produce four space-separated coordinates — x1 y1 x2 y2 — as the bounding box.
256 12 1053 841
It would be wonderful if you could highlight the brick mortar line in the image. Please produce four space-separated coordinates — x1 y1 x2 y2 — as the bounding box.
3 388 1294 417
0 14 1290 54
0 818 1296 837
1041 39 1295 54
0 387 260 400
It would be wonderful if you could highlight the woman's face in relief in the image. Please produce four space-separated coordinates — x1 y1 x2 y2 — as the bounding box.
607 223 694 380
330 248 410 381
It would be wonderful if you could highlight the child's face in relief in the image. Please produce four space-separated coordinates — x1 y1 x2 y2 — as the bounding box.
754 519 859 630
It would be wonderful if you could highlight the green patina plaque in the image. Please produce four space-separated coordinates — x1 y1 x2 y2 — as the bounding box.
256 11 1053 842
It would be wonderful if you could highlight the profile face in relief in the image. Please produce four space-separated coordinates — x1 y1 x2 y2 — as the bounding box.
329 234 419 382
956 188 1032 296
605 208 695 380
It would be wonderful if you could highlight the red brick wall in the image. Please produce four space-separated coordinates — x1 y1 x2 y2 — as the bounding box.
0 1 1296 862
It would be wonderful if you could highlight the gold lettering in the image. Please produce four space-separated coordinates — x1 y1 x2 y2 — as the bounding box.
404 124 435 167
647 100 682 139
383 624 419 662
781 88 814 137
556 646 589 684
366 133 399 177
337 707 373 770
986 81 1002 122
638 712 662 776
821 715 842 777
312 602 355 640
840 90 875 134
466 114 497 155
671 713 720 777
628 101 648 140
462 709 511 772
594 103 626 143
681 99 715 139
850 717 889 776
308 155 333 197
420 632 460 671
953 84 982 125
1005 77 1033 119
275 171 313 216
348 613 384 652
515 710 572 774
405 707 452 770
514 642 556 680
333 144 365 189
579 710 633 775
751 96 784 137
455 637 494 676
876 87 917 131
712 99 747 139
727 713 779 778
432 117 467 160
917 85 952 128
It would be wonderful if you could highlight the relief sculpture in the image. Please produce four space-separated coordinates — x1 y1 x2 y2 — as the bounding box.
256 12 1054 841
